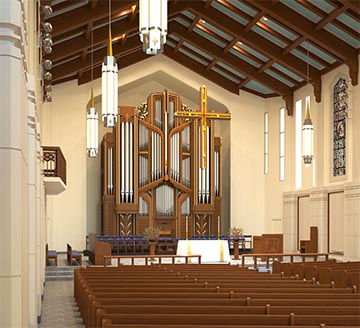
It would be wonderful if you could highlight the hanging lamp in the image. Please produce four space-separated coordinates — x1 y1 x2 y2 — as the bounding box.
87 27 99 157
102 0 118 127
302 49 314 167
139 0 167 55
87 89 99 157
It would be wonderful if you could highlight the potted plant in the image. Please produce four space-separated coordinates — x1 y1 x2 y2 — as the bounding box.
229 226 244 241
143 226 161 241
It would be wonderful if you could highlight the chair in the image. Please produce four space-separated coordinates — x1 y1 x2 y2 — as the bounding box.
46 243 57 266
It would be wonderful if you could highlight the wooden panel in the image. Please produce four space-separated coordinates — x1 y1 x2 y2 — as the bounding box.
300 226 318 253
102 195 115 235
253 234 283 254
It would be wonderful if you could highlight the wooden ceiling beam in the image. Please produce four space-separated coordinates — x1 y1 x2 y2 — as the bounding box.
49 1 137 37
88 0 98 11
244 10 265 32
51 16 139 62
185 3 319 83
170 21 293 97
52 36 142 81
77 50 149 85
51 1 191 63
336 0 360 13
245 0 357 61
315 2 349 30
163 45 240 94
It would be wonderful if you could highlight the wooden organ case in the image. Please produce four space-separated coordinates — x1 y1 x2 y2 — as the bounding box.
101 90 223 238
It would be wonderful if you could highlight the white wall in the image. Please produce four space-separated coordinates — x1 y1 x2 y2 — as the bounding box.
275 59 360 259
42 55 268 250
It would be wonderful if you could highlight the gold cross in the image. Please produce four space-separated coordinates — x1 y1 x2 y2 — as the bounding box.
152 37 158 46
174 85 231 169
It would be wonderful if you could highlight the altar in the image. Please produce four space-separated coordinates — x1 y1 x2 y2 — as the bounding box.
176 240 231 263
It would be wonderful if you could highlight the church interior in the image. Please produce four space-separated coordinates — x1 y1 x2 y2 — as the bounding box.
1 0 359 327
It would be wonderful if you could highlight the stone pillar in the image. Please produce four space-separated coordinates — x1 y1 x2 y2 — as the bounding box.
27 74 37 327
310 188 328 253
0 0 30 326
344 183 360 260
36 121 44 322
282 192 297 252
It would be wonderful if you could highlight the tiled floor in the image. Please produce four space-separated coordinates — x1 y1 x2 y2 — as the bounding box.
39 280 84 328
39 253 271 327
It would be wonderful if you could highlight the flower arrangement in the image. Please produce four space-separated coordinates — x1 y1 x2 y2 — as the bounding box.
143 226 161 240
229 226 244 239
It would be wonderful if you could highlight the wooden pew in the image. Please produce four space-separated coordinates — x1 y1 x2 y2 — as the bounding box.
90 304 359 328
74 266 360 328
46 243 57 266
67 243 82 266
95 312 360 328
102 323 360 328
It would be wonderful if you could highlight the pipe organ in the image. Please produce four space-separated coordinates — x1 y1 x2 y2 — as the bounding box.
101 90 224 237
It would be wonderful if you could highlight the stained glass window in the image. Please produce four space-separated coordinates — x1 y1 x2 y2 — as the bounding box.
333 78 347 176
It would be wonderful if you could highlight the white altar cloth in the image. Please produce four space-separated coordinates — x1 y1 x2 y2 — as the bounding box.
176 240 230 263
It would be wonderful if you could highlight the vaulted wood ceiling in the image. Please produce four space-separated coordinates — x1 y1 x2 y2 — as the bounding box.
42 0 359 114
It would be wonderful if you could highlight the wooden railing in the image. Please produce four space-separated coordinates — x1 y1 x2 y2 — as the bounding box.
42 146 66 185
104 254 202 266
241 252 330 269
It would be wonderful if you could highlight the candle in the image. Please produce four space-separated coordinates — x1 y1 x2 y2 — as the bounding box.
185 216 188 240
217 216 220 239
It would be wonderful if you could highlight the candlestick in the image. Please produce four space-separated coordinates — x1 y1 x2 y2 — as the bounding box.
217 216 220 239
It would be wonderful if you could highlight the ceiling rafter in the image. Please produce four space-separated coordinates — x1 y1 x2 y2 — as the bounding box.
51 1 192 63
45 0 358 108
315 2 350 30
184 2 321 100
52 36 142 82
170 21 294 103
245 0 359 86
77 49 149 85
48 1 137 37
245 0 357 61
163 45 240 94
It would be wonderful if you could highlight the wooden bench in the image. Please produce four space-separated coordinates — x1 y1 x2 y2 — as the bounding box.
74 266 360 328
67 243 82 266
46 243 57 266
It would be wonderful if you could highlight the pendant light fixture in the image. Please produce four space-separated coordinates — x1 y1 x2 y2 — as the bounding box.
87 27 99 157
139 0 167 55
101 0 118 127
302 48 314 167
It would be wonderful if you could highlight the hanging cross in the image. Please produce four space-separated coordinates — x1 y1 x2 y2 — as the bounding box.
174 85 231 169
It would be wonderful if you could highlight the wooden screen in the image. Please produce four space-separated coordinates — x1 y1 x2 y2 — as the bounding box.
101 90 223 238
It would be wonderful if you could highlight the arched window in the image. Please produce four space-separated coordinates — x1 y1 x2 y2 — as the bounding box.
333 78 347 177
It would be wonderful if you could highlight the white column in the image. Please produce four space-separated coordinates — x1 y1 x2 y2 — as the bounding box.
27 74 37 327
310 188 328 253
0 0 30 326
282 192 297 252
36 122 45 323
344 183 360 260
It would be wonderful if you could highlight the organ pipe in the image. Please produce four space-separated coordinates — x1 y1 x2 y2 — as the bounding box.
121 123 125 201
206 127 210 203
129 123 133 203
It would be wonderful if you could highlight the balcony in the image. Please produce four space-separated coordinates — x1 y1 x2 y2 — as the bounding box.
43 146 66 195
